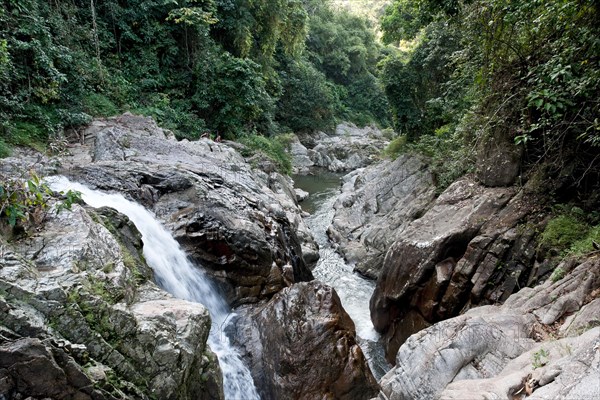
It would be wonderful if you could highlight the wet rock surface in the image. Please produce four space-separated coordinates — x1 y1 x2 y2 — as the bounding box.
0 203 222 400
230 281 379 400
375 259 600 400
59 113 316 306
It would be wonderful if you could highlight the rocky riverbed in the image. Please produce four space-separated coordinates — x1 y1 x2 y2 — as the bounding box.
0 114 376 399
1 113 598 400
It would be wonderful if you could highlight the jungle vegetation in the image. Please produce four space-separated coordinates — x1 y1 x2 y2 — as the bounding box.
1 0 598 209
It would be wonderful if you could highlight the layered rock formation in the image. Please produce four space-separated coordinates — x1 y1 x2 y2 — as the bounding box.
326 152 545 362
291 123 389 173
369 177 545 362
327 154 436 279
1 113 381 399
0 203 222 399
60 113 315 306
230 281 379 400
375 258 600 400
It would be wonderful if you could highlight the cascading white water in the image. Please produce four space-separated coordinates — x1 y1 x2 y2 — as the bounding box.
296 173 392 380
49 177 260 400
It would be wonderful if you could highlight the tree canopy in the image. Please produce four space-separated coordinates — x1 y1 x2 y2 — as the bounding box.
0 0 390 152
379 0 599 201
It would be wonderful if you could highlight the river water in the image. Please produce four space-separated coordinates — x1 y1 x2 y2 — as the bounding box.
49 177 260 400
50 172 389 396
294 171 392 380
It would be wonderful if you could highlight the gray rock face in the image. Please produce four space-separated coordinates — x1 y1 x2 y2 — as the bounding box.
376 259 600 400
60 113 315 306
0 337 115 400
328 155 436 279
369 177 546 362
476 130 523 187
230 281 379 400
0 203 222 400
296 123 389 173
290 137 315 174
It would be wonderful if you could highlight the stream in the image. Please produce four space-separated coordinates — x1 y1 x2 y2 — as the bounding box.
294 171 392 380
49 171 389 397
49 177 260 400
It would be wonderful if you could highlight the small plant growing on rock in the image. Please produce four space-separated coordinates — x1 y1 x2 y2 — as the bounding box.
550 267 566 283
532 348 549 369
0 170 81 231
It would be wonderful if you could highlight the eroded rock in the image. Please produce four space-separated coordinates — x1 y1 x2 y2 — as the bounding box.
328 154 436 278
375 259 600 400
59 113 315 306
368 176 551 362
0 202 223 400
230 281 379 400
298 123 389 173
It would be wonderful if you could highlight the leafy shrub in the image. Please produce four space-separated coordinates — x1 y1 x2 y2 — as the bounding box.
0 138 10 158
238 134 292 175
550 267 566 283
383 128 474 192
381 128 397 140
132 94 206 140
540 215 589 253
569 225 600 256
0 171 81 230
82 93 119 117
8 122 48 152
382 135 407 159
276 59 336 133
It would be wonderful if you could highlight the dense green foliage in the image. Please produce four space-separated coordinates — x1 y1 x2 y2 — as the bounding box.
2 0 598 202
0 0 389 154
379 0 599 201
540 205 600 258
238 133 294 174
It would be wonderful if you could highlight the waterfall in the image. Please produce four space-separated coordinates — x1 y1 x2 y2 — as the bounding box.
49 177 260 400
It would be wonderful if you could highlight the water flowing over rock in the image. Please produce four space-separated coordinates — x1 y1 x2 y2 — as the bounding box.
292 123 389 173
0 202 222 399
374 258 600 400
49 178 261 399
60 113 315 306
230 281 379 400
327 154 436 279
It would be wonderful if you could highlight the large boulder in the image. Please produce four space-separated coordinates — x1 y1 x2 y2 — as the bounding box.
59 113 315 306
370 178 546 362
0 337 115 400
0 203 223 400
289 136 315 174
230 281 379 400
327 154 436 278
375 258 600 400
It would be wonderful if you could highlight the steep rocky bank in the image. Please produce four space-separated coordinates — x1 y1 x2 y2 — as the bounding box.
323 146 599 398
0 114 377 399
62 114 315 307
376 258 600 400
0 203 222 399
327 154 549 361
327 154 436 279
230 281 379 399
